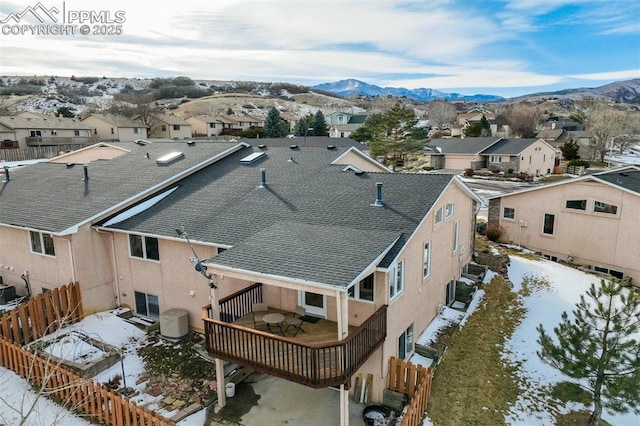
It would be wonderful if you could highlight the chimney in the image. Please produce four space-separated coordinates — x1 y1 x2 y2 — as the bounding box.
2 166 9 182
259 168 267 188
82 165 89 181
371 182 383 207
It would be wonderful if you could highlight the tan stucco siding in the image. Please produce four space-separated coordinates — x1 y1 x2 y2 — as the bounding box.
497 181 639 283
518 140 557 176
333 151 388 173
445 154 483 170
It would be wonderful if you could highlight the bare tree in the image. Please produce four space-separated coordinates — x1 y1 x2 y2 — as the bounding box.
504 104 542 138
612 113 640 154
107 93 162 136
427 100 457 131
583 105 626 162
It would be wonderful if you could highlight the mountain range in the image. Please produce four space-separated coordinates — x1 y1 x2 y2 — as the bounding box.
312 78 640 104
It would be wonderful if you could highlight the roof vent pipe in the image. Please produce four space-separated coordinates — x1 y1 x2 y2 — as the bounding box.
82 165 89 181
2 166 9 182
259 168 267 188
372 182 383 207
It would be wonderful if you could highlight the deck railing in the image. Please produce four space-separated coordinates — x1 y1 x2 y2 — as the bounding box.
202 288 386 388
217 282 263 323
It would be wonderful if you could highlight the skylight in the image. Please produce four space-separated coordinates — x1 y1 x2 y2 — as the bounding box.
156 151 184 165
240 152 266 164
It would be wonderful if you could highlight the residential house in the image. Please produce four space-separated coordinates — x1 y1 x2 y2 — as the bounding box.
452 110 510 138
186 115 265 137
0 138 480 425
326 112 368 138
487 166 640 286
279 112 299 134
568 131 597 161
0 115 93 149
425 137 557 175
150 114 192 139
81 113 148 141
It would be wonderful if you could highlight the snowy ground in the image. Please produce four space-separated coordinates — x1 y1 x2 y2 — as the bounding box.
414 254 639 426
0 310 206 426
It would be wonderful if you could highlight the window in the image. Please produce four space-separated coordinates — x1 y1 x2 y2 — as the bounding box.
445 280 456 305
349 273 374 302
129 234 160 261
173 124 180 131
111 127 115 134
594 266 624 279
565 199 587 210
51 130 57 135
161 125 167 131
594 201 618 215
74 130 80 136
434 206 444 224
209 123 216 128
134 127 142 134
398 324 414 360
30 231 55 256
445 203 454 217
423 242 431 279
453 221 459 252
503 207 515 219
542 213 555 235
389 260 404 299
30 130 42 137
490 155 501 163
134 291 159 319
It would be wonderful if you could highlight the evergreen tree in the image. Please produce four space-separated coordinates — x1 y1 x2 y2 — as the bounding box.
560 140 581 160
264 107 287 138
312 110 328 136
351 103 426 169
294 114 313 136
464 121 485 137
537 278 640 426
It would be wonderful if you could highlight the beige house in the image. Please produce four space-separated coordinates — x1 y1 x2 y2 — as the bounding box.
0 139 480 425
0 115 93 149
150 114 192 139
186 114 265 137
488 166 640 286
81 114 148 141
425 137 558 175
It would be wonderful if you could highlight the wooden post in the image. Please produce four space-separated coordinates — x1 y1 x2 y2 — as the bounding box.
339 383 349 426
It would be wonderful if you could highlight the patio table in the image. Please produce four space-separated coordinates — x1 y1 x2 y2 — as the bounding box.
263 313 285 335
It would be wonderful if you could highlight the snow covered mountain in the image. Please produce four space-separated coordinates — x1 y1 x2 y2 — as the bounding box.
312 79 504 102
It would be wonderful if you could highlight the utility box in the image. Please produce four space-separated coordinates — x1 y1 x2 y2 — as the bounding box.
159 308 189 340
0 285 17 304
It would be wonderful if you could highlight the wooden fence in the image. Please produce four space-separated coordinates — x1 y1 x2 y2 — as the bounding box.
388 357 433 426
0 337 175 426
0 282 84 345
0 144 94 162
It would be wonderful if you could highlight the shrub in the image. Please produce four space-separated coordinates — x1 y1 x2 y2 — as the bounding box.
485 224 504 242
567 159 590 168
464 168 474 177
507 168 514 174
476 221 487 235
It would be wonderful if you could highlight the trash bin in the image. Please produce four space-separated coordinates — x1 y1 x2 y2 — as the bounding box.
225 382 235 398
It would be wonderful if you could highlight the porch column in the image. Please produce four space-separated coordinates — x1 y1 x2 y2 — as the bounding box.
209 277 227 409
336 289 348 340
340 383 349 426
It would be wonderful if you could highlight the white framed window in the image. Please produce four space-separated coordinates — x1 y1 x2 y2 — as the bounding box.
129 234 160 261
134 291 159 319
490 155 501 163
389 260 404 300
594 201 618 215
453 221 459 252
30 231 55 256
423 242 431 279
134 127 142 134
445 203 454 217
565 199 587 211
51 130 57 135
398 323 414 360
74 130 81 136
434 206 444 224
172 124 180 131
542 213 555 235
503 207 515 219
348 273 374 302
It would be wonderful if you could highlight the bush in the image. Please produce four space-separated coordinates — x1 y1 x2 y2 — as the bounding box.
567 159 590 168
476 221 487 235
485 224 504 242
464 168 474 177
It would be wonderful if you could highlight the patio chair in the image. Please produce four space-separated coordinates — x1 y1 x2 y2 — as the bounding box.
252 303 268 330
284 306 307 337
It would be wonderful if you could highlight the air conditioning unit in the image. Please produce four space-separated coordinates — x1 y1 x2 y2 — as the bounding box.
159 308 189 340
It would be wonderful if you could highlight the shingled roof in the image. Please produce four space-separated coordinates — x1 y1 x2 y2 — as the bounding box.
103 145 459 288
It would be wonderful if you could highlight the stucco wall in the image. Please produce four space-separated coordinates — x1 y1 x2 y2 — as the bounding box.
494 180 639 283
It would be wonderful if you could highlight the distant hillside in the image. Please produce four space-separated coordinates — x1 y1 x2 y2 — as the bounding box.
312 79 505 102
511 78 640 103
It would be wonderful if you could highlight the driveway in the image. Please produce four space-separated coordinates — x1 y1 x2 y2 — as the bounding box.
206 372 367 425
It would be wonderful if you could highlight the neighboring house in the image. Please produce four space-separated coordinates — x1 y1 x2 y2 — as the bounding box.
453 111 509 138
0 138 480 425
326 112 368 138
279 112 299 133
568 130 597 160
0 115 93 149
186 115 265 137
150 114 192 139
541 117 584 132
487 166 640 286
425 137 557 175
81 114 148 141
536 129 570 147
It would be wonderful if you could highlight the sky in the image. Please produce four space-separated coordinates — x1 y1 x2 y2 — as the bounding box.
0 0 639 97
